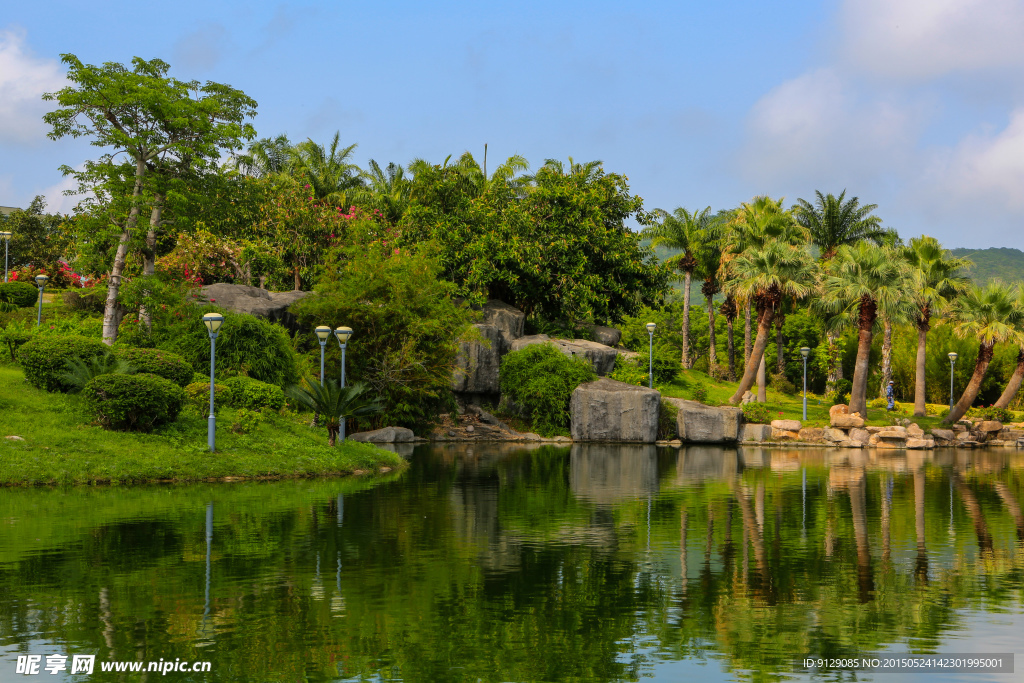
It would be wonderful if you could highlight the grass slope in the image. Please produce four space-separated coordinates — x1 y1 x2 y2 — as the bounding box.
950 247 1024 287
0 366 404 486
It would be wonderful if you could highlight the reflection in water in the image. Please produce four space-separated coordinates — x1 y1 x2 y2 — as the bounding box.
0 447 1022 682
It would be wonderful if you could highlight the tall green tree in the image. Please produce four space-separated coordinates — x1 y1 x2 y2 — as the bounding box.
43 55 257 345
694 221 725 376
992 285 1024 410
821 241 910 417
902 236 972 416
644 207 715 368
726 241 816 404
287 132 363 203
945 282 1022 422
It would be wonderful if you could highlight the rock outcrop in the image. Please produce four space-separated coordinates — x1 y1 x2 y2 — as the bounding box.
511 335 618 376
570 378 660 442
665 398 744 443
451 300 527 396
197 283 310 329
349 426 416 443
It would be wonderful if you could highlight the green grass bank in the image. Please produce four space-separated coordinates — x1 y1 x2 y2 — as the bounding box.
0 366 404 486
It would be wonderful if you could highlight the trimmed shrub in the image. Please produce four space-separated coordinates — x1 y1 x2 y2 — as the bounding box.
223 375 286 412
0 281 39 308
742 402 773 425
769 372 797 395
83 373 185 431
112 347 193 387
62 287 106 313
19 334 109 392
1 320 35 362
184 381 232 416
499 343 596 436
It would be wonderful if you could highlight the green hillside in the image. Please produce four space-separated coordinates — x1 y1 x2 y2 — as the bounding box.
950 247 1024 286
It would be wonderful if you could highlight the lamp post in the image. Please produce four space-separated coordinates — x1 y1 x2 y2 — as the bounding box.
800 347 811 421
34 274 48 326
203 313 224 452
315 326 332 386
0 231 10 282
646 322 656 389
948 351 958 411
334 326 353 443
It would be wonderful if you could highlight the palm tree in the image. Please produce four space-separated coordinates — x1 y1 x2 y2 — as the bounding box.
726 241 816 405
357 159 412 224
720 294 739 381
993 286 1024 410
943 282 1022 423
288 132 364 204
821 241 910 417
452 149 530 197
286 380 384 446
794 190 885 391
232 134 293 178
643 207 717 368
694 220 726 376
902 236 972 416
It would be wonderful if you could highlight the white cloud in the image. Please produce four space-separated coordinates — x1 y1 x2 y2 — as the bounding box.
841 0 1024 80
924 107 1024 212
0 27 66 145
38 169 83 214
741 68 916 189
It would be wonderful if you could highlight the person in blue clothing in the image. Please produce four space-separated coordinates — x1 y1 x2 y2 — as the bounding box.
885 380 895 411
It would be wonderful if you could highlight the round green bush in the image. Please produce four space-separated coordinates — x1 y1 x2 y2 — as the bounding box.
83 373 186 431
113 347 194 386
184 381 232 415
223 375 286 411
18 334 109 392
0 281 39 308
499 343 596 436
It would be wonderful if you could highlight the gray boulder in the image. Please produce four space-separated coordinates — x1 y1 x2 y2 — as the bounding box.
480 299 525 342
197 283 310 329
742 423 772 442
666 398 744 443
588 325 622 347
452 324 507 394
570 378 660 442
349 426 416 443
511 335 618 376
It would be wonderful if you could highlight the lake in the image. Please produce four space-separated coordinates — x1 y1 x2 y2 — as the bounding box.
1 443 1022 682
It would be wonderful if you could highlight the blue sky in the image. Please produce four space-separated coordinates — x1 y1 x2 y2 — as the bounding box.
2 1 1023 248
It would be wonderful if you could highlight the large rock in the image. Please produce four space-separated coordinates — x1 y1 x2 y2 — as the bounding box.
799 427 825 442
906 437 934 450
589 325 622 347
869 429 908 449
198 283 310 329
742 423 772 442
930 428 955 444
349 426 415 443
907 423 924 438
772 429 801 441
665 398 744 443
570 379 660 442
978 420 1003 433
452 324 507 394
511 335 618 376
479 299 525 342
823 427 847 442
832 414 865 429
771 419 802 432
829 404 850 420
849 428 871 445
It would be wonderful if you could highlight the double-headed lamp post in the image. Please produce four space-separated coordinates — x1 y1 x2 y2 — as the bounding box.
335 326 353 443
0 230 11 282
646 322 657 389
203 313 224 452
34 274 48 326
800 347 811 421
315 326 332 386
948 351 958 411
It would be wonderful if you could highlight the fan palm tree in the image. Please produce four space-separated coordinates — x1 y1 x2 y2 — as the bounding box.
794 190 886 261
643 206 717 368
821 241 911 417
286 380 384 446
719 294 739 381
902 236 972 416
60 353 134 393
694 221 726 376
943 282 1022 423
987 284 1024 410
287 132 364 204
726 241 816 405
232 134 292 178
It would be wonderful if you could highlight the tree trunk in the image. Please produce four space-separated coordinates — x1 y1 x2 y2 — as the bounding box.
744 299 752 366
825 332 838 391
706 293 717 377
139 195 163 332
849 296 877 417
945 342 995 423
730 308 774 404
327 425 337 447
913 317 929 417
682 270 692 368
757 355 767 402
879 317 893 398
993 348 1024 409
726 317 736 382
101 159 146 346
775 315 785 374
293 265 301 291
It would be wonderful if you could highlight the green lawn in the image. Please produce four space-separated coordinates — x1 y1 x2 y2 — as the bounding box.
0 366 404 486
655 369 955 431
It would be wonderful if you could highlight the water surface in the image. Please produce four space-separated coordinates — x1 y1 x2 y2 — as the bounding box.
1 444 1022 682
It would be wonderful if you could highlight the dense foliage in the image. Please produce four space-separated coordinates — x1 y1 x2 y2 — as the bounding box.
0 282 39 308
223 375 286 411
18 334 109 392
112 347 194 387
499 343 596 436
82 372 186 431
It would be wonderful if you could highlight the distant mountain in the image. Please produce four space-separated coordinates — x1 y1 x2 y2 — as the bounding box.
950 247 1024 286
